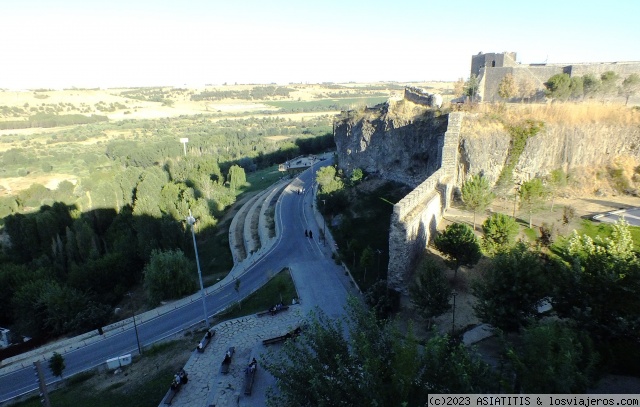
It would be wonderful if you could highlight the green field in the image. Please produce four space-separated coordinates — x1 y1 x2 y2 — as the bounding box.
265 96 388 112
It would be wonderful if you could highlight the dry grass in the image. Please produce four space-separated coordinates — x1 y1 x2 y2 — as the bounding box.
466 102 640 127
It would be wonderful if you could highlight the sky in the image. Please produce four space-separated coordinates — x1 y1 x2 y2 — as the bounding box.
1 0 639 89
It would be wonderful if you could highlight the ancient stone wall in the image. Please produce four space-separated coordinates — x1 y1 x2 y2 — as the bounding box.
387 112 462 292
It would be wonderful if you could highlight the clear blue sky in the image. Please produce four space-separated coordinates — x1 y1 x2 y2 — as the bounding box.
1 0 638 89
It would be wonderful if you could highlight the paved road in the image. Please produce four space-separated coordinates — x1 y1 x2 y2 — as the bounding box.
0 159 352 404
593 207 640 227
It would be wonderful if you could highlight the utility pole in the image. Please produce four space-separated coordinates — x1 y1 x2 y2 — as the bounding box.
180 138 189 157
451 290 458 335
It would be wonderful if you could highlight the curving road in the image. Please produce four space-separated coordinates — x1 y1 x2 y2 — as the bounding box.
0 160 353 404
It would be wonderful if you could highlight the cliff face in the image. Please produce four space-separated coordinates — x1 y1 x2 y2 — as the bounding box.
458 117 640 186
334 101 449 188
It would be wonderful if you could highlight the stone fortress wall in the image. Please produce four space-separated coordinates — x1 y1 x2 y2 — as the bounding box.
403 87 443 108
387 112 461 292
474 51 640 102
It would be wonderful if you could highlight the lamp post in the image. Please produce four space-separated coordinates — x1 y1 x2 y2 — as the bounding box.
451 290 458 335
127 292 142 355
186 210 210 328
180 138 189 157
321 199 326 247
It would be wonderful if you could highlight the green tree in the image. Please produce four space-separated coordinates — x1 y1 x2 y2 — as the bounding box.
409 260 451 329
464 75 480 101
600 70 620 100
546 168 567 212
518 178 547 228
316 165 344 194
49 352 66 378
143 249 197 305
621 73 640 105
498 73 517 100
227 164 246 191
507 321 598 393
360 246 374 282
555 220 640 341
350 167 363 184
434 223 482 280
473 243 549 332
544 73 571 101
582 74 601 99
261 298 495 406
481 212 519 255
461 173 494 231
569 76 584 100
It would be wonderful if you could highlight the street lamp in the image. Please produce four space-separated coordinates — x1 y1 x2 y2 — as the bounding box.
180 138 189 157
451 290 458 335
186 210 210 328
321 199 326 247
127 293 142 355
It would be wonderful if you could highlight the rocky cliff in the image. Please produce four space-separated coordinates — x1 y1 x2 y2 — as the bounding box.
458 115 640 188
334 100 449 188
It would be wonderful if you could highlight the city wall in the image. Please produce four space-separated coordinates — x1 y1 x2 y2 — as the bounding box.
387 112 461 292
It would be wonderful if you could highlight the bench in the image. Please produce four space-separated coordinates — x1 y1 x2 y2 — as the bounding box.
196 329 215 353
162 369 188 405
243 356 258 395
257 305 289 317
262 326 302 346
220 346 235 374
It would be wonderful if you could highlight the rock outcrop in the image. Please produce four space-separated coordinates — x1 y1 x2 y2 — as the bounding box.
334 100 448 187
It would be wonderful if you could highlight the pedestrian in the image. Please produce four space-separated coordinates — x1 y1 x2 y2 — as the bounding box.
304 230 308 237
309 230 313 239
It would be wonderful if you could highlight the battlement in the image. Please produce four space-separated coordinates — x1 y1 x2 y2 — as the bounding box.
403 87 443 108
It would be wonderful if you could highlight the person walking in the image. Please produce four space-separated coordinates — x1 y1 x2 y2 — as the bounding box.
304 230 308 237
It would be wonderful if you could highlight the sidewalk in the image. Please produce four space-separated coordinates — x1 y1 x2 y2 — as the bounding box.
163 306 304 407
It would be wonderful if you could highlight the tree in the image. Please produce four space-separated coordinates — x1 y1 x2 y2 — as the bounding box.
453 78 465 97
544 74 571 101
234 278 241 309
555 220 640 341
316 165 344 195
498 73 517 100
569 76 584 100
49 352 66 378
507 321 598 393
350 167 363 184
261 298 496 406
518 178 547 228
621 73 640 105
227 164 246 191
363 280 400 320
360 246 374 282
460 173 494 231
546 168 567 211
473 243 549 332
434 223 482 280
481 212 519 256
464 75 480 101
410 260 451 329
600 70 620 100
143 249 197 305
518 76 537 103
582 74 601 99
